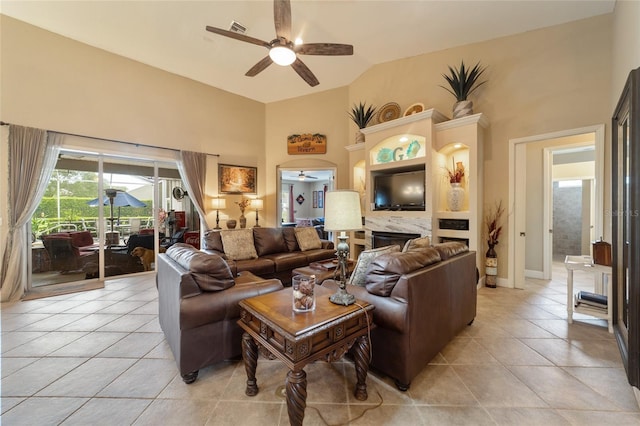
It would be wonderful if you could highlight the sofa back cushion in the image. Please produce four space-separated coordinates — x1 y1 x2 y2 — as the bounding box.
282 227 300 251
294 227 322 251
166 243 234 291
220 229 259 260
402 235 431 252
201 230 224 252
253 227 288 256
349 244 400 287
433 241 469 260
365 248 442 296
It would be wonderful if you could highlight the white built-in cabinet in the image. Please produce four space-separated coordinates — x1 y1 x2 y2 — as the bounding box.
347 109 488 275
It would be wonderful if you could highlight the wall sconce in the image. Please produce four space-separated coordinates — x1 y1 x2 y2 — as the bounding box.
211 197 226 230
250 199 264 227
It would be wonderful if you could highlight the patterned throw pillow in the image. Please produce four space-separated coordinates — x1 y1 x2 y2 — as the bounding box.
294 227 322 251
348 244 400 286
220 229 258 261
402 235 431 252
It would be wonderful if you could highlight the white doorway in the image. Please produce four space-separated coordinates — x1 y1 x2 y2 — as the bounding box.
277 167 335 228
508 124 604 289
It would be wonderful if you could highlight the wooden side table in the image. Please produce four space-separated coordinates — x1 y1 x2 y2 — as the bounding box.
238 285 374 426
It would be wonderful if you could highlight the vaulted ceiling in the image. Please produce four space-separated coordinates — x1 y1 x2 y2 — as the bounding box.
1 0 615 103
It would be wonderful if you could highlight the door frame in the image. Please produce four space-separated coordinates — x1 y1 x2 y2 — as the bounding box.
508 124 605 289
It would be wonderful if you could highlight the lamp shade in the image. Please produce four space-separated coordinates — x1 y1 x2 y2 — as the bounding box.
211 198 226 209
250 199 264 210
324 190 362 231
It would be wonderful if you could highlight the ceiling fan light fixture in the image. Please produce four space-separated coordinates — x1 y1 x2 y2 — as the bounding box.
269 46 296 66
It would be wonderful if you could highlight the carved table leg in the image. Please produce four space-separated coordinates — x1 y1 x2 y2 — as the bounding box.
286 369 307 426
242 332 259 396
351 334 370 401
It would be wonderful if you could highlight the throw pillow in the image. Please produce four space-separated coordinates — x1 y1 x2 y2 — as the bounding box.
294 227 322 251
402 235 431 252
220 229 258 261
348 244 400 287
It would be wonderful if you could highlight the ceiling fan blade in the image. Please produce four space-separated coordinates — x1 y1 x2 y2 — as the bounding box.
291 58 319 87
246 56 273 77
205 26 270 48
274 0 292 40
295 43 354 56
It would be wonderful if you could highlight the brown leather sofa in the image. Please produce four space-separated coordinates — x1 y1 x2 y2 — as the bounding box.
157 243 284 383
201 227 336 286
323 242 477 391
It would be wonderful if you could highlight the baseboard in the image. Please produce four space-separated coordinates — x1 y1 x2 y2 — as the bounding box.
525 269 544 279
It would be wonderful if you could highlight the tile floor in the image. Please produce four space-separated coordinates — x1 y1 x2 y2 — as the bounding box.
2 264 639 425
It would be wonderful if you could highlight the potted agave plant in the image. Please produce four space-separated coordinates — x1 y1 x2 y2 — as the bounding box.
348 102 377 143
440 60 487 119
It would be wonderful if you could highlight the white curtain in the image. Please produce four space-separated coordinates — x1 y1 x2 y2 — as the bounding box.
1 126 62 301
176 150 208 231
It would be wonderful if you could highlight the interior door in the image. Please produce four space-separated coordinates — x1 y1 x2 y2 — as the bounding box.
513 143 527 289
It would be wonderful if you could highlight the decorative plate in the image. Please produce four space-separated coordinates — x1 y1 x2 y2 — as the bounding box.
376 148 394 163
377 102 401 123
403 102 424 116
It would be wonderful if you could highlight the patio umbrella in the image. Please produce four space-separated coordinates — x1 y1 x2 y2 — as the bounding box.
87 189 147 232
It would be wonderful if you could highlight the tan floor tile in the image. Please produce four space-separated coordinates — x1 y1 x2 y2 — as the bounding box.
521 338 620 367
98 331 165 358
408 364 479 405
49 331 128 357
416 406 495 425
485 407 570 425
563 366 640 412
440 337 501 365
0 313 52 331
497 318 558 338
207 400 283 426
97 358 177 398
96 313 156 332
453 364 548 407
2 357 88 397
61 398 151 425
56 313 122 332
350 404 424 425
509 365 621 410
1 330 48 352
158 360 238 400
134 398 217 425
476 337 554 366
0 397 88 425
557 409 640 425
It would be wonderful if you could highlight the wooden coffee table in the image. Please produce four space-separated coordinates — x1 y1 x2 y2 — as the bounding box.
238 285 374 426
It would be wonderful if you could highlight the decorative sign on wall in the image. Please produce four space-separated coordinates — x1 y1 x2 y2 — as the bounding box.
287 133 327 155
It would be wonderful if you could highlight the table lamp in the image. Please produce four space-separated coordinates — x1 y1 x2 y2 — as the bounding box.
323 190 362 306
250 198 264 227
211 197 226 230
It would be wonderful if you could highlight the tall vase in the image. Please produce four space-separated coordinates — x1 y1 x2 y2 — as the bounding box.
355 130 365 144
453 100 473 119
447 182 465 211
485 241 498 288
239 214 247 229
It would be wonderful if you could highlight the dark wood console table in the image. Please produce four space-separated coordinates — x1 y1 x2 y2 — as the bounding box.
238 285 374 426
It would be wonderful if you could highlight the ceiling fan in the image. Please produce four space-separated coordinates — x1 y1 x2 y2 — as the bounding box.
298 171 317 181
205 0 353 87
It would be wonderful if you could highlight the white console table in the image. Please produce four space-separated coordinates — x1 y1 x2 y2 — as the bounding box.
564 255 613 333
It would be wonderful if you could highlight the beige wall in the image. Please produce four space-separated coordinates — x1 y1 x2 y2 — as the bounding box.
264 87 349 227
349 14 613 278
4 8 640 284
0 15 266 232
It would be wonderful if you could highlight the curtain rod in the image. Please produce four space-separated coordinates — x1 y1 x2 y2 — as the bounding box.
0 121 220 157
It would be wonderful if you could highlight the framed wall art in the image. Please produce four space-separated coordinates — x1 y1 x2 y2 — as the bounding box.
318 190 324 208
313 191 318 208
219 164 257 194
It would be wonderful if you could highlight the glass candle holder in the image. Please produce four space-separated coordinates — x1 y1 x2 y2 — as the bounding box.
292 274 316 313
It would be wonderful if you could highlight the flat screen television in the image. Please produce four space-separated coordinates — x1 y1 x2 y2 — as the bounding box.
374 169 425 211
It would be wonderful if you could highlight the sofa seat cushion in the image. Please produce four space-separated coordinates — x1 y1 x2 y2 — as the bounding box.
233 257 275 276
166 243 235 292
262 252 309 272
433 241 469 260
303 248 338 263
253 227 288 256
220 229 259 260
365 248 441 297
294 227 323 251
349 245 401 287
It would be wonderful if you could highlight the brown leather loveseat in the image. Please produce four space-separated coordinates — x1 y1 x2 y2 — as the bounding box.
323 242 477 391
201 227 335 286
157 243 284 384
